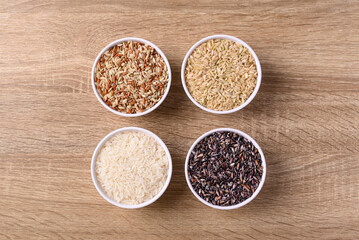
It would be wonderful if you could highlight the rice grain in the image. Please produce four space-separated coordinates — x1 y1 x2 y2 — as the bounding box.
185 39 258 111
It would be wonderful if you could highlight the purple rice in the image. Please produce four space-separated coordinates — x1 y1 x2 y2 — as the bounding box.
188 131 263 206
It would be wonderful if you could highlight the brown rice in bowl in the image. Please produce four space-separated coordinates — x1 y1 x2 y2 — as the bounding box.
181 35 261 114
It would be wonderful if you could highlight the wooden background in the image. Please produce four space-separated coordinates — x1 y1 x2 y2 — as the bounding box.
1 1 358 239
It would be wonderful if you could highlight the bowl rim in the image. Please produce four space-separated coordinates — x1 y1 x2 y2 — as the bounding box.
181 34 262 114
91 127 173 209
184 128 266 210
91 37 172 117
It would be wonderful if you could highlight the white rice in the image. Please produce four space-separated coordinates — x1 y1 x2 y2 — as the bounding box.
95 131 169 205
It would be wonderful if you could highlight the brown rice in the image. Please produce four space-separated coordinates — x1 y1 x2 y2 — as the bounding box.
185 39 257 111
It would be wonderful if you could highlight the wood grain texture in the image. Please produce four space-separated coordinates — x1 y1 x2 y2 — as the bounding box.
1 0 358 239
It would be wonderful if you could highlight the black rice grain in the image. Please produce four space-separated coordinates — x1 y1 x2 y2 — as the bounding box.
188 131 263 206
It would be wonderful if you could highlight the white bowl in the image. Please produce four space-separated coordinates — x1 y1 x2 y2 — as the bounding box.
181 34 262 114
185 128 266 210
91 127 173 209
91 37 172 117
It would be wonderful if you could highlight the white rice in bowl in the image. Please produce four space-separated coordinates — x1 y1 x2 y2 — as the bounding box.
95 131 169 205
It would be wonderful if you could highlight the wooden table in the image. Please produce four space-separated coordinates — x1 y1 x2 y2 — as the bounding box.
1 1 358 239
